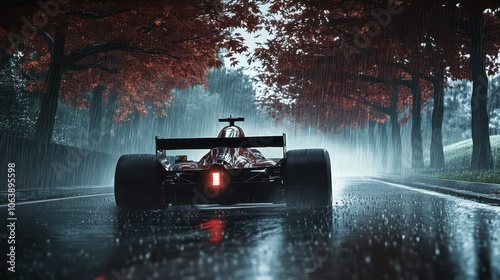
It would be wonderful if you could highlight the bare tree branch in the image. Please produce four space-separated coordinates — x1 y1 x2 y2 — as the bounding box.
37 29 54 54
345 95 390 115
357 74 412 88
63 41 181 70
66 56 120 73
69 8 133 19
387 62 436 84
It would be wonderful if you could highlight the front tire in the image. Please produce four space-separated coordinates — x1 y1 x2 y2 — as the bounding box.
114 154 166 210
284 149 332 207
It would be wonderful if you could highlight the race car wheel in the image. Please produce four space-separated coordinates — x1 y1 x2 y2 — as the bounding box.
114 154 166 210
284 149 332 208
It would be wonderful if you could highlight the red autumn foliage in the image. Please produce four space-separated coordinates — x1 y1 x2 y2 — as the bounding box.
1 0 262 121
252 0 499 131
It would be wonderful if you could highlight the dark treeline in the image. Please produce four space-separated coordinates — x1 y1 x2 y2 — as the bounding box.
0 61 263 154
1 0 499 174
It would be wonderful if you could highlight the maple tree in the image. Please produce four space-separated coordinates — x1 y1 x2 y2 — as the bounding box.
461 0 500 170
0 0 262 142
401 0 500 170
252 0 500 170
252 0 434 169
380 1 466 169
394 0 500 170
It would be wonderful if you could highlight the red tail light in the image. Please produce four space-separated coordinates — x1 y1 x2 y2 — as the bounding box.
211 172 222 187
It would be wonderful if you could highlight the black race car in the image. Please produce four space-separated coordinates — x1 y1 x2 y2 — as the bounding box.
114 117 332 209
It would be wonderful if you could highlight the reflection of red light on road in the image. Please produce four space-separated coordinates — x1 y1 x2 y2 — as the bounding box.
200 219 225 243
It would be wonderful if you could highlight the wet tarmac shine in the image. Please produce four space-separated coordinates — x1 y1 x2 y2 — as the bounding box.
1 178 499 280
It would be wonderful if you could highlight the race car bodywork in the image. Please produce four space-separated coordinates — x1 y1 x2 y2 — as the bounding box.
114 117 332 209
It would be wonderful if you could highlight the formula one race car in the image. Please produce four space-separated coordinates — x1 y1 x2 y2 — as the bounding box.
114 117 332 209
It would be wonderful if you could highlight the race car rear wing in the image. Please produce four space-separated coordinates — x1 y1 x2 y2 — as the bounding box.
155 134 287 154
155 134 287 169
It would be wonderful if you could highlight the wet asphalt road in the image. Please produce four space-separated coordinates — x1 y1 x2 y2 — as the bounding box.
1 178 500 280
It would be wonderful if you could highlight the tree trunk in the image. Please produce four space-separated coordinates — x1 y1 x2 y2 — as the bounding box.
470 7 493 170
389 86 402 173
410 72 424 169
378 122 388 171
102 91 117 148
34 30 65 142
89 85 104 144
430 67 445 169
368 120 376 156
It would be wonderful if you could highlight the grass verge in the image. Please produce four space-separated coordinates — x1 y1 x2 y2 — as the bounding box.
412 135 500 184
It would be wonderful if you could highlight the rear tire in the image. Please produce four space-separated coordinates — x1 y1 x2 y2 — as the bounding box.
284 149 332 208
114 154 166 210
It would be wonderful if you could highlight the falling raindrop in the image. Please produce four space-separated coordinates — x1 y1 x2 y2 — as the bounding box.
365 255 371 264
